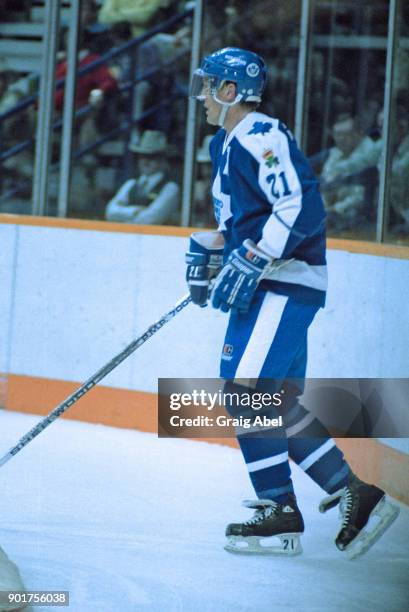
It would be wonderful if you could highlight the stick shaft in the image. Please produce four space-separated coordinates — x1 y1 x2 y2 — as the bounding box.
0 293 192 467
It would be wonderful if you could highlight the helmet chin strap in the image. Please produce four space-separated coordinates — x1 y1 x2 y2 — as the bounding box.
217 104 229 127
213 91 243 128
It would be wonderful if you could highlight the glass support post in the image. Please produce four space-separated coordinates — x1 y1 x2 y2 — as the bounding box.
377 0 399 242
57 0 81 218
295 0 313 149
32 0 61 216
181 0 203 227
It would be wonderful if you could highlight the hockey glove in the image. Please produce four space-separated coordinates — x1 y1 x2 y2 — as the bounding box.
211 239 275 313
185 232 224 306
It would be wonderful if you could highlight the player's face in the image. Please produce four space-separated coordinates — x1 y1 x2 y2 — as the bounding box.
202 80 229 126
204 94 222 126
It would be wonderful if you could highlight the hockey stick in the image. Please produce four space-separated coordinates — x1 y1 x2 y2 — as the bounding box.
0 293 192 468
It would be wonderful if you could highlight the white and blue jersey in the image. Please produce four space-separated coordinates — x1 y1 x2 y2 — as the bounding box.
208 112 350 502
210 111 327 306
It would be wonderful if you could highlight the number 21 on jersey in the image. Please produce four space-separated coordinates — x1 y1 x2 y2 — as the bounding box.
266 171 292 199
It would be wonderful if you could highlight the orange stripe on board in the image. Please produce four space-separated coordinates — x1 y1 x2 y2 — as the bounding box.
5 374 158 433
0 214 193 237
327 238 409 260
1 214 409 259
3 374 408 504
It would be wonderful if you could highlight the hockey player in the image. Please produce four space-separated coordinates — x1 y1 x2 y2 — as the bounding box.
185 48 399 558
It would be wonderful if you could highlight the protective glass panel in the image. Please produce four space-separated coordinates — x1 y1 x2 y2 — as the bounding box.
66 6 191 224
0 2 37 216
384 3 409 245
0 3 192 224
306 0 389 241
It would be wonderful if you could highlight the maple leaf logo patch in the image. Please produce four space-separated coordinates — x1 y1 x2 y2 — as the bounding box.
248 122 272 135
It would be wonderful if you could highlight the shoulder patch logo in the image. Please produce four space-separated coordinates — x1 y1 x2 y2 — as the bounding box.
246 62 260 77
262 148 279 168
248 122 272 135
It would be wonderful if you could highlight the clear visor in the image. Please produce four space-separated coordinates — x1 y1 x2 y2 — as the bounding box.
189 69 221 100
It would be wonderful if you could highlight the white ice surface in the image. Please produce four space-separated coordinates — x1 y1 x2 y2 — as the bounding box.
0 411 408 612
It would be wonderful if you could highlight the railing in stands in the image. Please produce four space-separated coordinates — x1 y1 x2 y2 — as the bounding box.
0 7 193 204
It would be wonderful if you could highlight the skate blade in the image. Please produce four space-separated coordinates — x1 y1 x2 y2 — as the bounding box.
345 497 400 560
224 533 303 556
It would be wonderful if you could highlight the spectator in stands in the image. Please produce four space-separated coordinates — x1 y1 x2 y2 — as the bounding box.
82 0 99 28
0 62 34 185
105 130 180 224
0 65 20 185
135 30 189 138
376 104 409 234
108 20 133 80
80 1 114 55
109 20 190 143
98 0 178 37
0 64 21 117
320 114 379 229
54 31 118 118
0 54 38 130
53 28 119 180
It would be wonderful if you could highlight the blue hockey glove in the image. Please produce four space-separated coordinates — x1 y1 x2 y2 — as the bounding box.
185 232 224 306
211 239 275 313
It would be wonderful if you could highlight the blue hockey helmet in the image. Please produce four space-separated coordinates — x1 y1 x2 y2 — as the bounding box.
190 47 267 104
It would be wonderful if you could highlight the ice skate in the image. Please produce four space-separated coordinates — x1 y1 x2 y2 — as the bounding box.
224 495 304 556
319 473 400 560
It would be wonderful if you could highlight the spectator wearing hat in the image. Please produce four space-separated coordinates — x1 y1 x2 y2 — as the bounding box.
105 130 180 224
